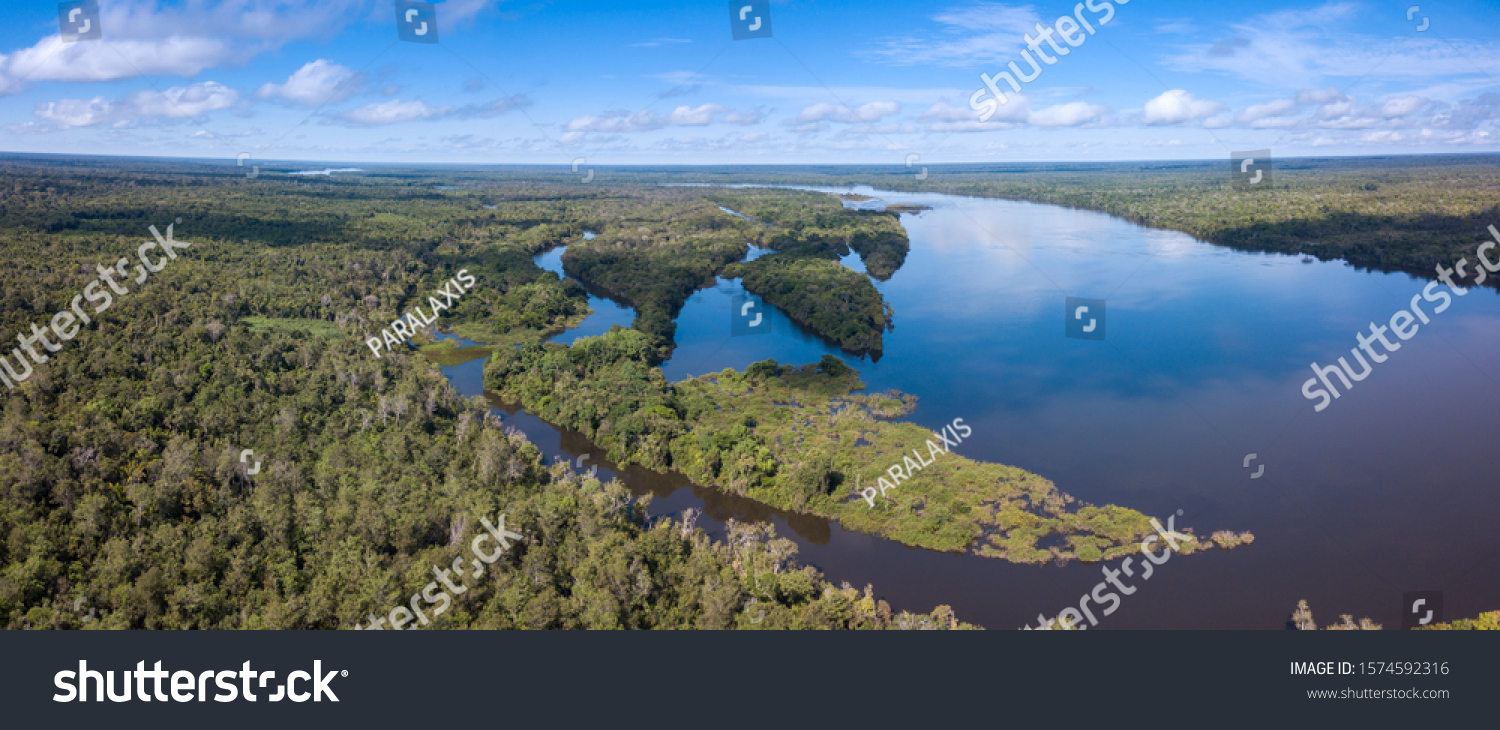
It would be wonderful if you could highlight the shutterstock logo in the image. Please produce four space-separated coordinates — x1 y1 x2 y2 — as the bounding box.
53 660 344 703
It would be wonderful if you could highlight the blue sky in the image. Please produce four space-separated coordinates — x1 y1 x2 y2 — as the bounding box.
1 0 1497 164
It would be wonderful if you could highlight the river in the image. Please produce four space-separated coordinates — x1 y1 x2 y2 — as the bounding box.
433 186 1500 630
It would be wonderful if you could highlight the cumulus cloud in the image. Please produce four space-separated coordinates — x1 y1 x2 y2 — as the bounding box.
1313 94 1431 129
0 0 438 97
918 96 1106 130
1380 96 1428 118
32 81 238 130
322 94 530 127
919 98 1029 131
1238 98 1296 123
334 100 452 126
664 103 729 126
1141 90 1226 125
790 101 901 130
255 60 362 107
1223 88 1460 133
561 104 759 141
1236 97 1300 128
0 37 229 97
1028 101 1108 128
723 108 766 125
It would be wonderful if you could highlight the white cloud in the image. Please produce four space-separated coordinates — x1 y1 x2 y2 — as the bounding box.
1380 96 1428 118
1235 97 1300 128
1141 90 1225 125
792 101 901 125
335 100 452 126
32 82 238 130
1297 87 1345 105
667 103 729 126
33 98 112 129
565 110 666 134
256 60 361 107
1301 93 1439 130
1163 2 1500 89
723 108 765 125
1028 101 1107 128
564 104 760 137
0 37 230 97
919 98 1029 131
1317 99 1356 119
919 96 1107 130
0 1 400 97
1246 115 1300 129
1238 98 1297 123
1360 130 1404 144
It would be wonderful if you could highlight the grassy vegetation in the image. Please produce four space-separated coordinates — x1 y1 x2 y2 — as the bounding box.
242 316 348 340
484 328 1247 564
416 337 494 366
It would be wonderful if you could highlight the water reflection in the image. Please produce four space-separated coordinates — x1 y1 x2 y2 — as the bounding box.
426 186 1500 630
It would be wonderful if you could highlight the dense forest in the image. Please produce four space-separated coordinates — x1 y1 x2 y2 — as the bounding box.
703 188 911 280
0 158 969 629
722 254 891 354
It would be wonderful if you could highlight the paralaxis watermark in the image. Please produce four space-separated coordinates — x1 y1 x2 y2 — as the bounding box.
365 270 475 359
857 418 972 507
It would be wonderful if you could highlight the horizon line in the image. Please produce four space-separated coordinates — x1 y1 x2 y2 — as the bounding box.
3 150 1499 169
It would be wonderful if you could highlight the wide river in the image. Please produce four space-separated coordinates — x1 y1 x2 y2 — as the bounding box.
437 186 1500 630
